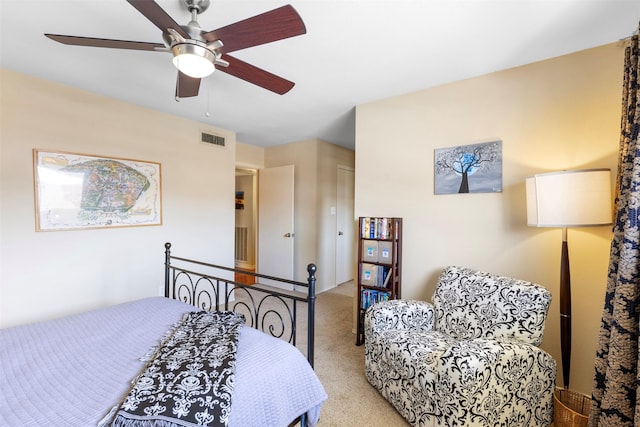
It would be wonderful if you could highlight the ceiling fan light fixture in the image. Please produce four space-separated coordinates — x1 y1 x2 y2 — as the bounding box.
171 43 216 78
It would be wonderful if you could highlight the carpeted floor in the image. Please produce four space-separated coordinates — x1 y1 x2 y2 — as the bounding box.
309 281 408 426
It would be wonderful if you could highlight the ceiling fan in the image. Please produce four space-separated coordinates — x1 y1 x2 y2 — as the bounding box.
45 0 306 98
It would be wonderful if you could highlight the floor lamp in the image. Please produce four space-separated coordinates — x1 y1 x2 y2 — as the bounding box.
525 169 612 390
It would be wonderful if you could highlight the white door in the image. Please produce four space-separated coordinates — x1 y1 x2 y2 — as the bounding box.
336 166 355 285
258 165 295 289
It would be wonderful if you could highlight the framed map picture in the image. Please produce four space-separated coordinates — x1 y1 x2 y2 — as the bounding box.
33 150 162 231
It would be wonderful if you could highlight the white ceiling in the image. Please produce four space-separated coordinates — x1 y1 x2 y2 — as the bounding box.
1 1 639 150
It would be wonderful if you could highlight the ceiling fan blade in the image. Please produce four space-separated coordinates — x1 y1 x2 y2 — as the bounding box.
203 5 306 54
127 0 189 39
219 54 295 95
45 34 165 51
176 71 201 98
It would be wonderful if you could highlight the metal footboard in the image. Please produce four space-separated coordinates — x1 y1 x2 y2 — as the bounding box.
163 242 317 368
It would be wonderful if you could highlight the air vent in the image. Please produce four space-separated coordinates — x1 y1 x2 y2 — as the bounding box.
201 131 226 147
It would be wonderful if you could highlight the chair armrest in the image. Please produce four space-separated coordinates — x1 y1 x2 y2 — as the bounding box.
364 299 435 337
436 338 556 426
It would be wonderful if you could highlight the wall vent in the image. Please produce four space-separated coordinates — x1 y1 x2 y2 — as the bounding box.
201 131 226 147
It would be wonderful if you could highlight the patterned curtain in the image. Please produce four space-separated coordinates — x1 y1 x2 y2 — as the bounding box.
589 28 640 426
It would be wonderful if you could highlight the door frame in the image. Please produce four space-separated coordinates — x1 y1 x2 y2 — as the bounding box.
336 165 355 285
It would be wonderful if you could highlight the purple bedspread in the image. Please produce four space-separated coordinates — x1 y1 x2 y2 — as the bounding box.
0 297 326 427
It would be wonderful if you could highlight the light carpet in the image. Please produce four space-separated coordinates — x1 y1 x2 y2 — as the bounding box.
307 281 408 427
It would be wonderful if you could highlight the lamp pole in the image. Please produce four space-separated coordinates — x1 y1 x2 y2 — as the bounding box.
559 227 571 389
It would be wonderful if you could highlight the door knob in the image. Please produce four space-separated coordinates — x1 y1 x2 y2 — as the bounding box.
284 232 294 237
338 231 344 235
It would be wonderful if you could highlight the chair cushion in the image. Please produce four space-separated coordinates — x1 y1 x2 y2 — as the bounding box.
378 329 455 384
433 266 551 345
375 329 456 416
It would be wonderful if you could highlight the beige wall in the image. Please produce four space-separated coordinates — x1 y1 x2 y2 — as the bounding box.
236 142 264 169
355 43 623 395
317 141 357 290
262 139 355 292
0 69 236 328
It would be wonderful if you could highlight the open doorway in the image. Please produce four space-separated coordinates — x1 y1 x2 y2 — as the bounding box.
234 166 296 286
236 162 354 292
235 168 257 283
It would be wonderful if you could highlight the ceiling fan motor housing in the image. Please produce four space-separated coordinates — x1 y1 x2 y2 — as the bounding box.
183 0 210 14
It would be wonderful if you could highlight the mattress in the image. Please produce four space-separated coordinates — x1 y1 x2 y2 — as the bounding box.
0 297 327 426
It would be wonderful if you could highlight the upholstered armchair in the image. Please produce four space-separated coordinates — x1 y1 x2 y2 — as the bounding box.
364 266 556 426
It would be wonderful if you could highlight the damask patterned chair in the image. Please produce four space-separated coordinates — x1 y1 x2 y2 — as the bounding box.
364 266 556 426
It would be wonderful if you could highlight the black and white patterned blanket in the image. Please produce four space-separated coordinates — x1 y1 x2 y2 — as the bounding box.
108 310 245 427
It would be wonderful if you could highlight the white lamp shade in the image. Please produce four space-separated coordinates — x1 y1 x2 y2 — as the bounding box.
526 169 612 227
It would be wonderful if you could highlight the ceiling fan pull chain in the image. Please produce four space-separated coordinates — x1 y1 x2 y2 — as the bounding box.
175 73 180 102
205 79 211 117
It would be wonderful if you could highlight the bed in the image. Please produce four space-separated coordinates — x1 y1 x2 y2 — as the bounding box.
0 242 327 427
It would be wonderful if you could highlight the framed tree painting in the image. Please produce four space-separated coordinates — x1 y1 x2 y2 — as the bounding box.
434 140 502 195
33 149 162 231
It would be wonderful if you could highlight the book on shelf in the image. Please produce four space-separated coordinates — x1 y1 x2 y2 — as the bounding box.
361 289 391 310
360 217 392 240
382 267 393 288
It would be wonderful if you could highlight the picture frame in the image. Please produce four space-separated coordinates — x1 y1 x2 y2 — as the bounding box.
434 140 503 195
235 191 245 210
33 149 162 231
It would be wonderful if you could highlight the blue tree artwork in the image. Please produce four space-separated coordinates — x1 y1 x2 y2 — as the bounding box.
434 140 502 194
